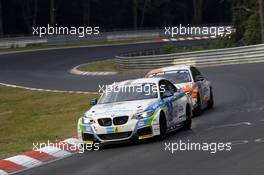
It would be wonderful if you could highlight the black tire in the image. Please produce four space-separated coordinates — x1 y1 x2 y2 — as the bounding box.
207 88 214 109
183 105 192 130
158 112 167 140
193 93 202 116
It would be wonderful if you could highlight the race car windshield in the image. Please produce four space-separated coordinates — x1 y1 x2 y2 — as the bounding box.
149 70 191 84
99 83 158 104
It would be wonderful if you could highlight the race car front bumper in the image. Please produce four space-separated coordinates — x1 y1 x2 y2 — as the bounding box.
78 116 160 144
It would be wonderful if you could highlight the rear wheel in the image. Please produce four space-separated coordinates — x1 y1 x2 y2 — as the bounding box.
183 105 192 130
193 93 202 116
158 112 167 140
207 88 214 109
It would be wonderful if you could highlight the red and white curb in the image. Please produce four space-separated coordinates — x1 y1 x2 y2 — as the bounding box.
0 138 80 175
70 65 117 76
161 35 217 42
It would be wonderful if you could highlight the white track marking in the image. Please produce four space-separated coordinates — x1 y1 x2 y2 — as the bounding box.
230 140 249 146
38 146 72 158
70 65 117 76
0 82 97 94
0 170 8 175
207 122 252 130
255 138 264 143
5 155 42 168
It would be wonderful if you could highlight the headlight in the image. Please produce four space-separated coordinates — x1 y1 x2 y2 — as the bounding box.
132 110 154 120
83 117 95 124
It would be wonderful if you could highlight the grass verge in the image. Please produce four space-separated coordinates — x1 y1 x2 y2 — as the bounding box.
0 38 157 53
77 59 148 75
0 85 99 159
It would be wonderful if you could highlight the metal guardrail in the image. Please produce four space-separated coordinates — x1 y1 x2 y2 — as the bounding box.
0 24 233 48
116 44 264 69
0 29 163 48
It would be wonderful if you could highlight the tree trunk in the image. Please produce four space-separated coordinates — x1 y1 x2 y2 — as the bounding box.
0 0 3 36
50 0 55 26
193 0 203 24
133 0 138 30
140 0 147 29
32 0 38 27
83 0 90 26
259 0 264 43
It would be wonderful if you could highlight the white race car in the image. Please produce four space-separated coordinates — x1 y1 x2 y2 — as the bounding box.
146 65 214 116
77 78 192 144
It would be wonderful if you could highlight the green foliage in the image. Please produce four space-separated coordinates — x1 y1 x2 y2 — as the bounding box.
244 14 261 45
232 0 261 45
162 44 175 54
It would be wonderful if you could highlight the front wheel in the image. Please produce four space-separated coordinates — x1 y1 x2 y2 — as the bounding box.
158 113 167 140
183 105 192 130
193 93 202 116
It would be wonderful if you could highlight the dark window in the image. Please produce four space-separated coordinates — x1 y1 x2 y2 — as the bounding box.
159 80 177 98
191 67 203 79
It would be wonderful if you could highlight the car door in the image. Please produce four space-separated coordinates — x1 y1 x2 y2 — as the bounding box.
159 80 180 127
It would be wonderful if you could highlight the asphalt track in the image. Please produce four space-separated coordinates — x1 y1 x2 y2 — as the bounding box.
0 40 207 92
0 41 264 175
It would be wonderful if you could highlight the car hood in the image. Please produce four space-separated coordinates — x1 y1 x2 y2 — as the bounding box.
85 99 158 118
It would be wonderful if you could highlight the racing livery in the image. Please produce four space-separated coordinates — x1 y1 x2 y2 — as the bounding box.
78 78 192 144
146 65 214 116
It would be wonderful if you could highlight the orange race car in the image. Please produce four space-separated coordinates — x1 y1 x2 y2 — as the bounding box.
146 65 214 116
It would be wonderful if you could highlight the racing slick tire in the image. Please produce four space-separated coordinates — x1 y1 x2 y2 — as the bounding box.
207 87 214 109
193 93 202 116
158 112 167 140
182 105 192 130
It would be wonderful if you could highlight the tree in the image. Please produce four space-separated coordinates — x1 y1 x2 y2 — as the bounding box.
83 0 91 26
259 0 264 43
140 0 148 28
193 0 203 24
21 0 38 33
133 0 138 30
0 0 3 36
50 0 55 26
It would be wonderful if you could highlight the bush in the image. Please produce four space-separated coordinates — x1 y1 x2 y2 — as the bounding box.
244 14 261 45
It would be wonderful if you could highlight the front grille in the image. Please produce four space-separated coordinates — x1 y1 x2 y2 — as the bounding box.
82 133 96 141
137 126 152 136
97 132 132 140
113 116 129 125
98 118 112 126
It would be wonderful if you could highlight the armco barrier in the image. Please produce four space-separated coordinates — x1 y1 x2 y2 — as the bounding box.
115 44 264 69
0 24 233 48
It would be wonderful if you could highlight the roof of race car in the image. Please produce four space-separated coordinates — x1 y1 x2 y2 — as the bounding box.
146 64 191 76
110 77 164 87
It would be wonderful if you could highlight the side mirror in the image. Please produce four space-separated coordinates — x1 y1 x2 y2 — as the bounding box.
90 98 97 105
195 75 204 82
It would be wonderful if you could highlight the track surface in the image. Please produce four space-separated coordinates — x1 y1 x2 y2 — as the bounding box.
0 40 206 92
0 42 264 175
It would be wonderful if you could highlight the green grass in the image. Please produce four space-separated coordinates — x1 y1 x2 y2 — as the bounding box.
77 59 148 75
0 38 156 53
0 86 99 159
78 59 120 72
